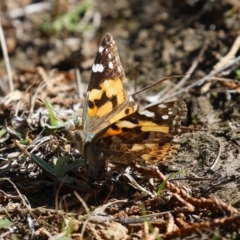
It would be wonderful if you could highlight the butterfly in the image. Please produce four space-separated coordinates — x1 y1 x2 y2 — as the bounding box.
70 33 187 180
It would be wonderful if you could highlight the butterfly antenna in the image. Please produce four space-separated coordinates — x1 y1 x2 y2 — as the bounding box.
132 75 185 97
134 63 140 93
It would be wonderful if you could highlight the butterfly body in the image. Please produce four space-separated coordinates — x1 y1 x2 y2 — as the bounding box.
70 33 187 180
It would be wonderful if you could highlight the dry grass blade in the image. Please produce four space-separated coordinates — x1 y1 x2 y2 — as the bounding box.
0 20 13 92
158 55 240 104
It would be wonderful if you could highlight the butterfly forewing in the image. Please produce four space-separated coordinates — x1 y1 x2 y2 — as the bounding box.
87 33 125 91
82 33 137 132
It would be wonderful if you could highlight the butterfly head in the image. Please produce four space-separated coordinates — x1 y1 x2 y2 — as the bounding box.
70 130 95 157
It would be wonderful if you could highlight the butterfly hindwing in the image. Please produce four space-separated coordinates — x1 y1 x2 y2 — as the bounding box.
95 101 187 165
100 101 187 138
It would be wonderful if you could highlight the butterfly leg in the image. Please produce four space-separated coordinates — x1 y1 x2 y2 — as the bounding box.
86 145 106 182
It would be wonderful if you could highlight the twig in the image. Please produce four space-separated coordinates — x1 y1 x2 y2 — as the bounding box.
74 191 90 214
132 75 184 97
213 35 240 71
8 2 52 19
28 68 47 118
123 172 154 198
210 138 222 170
155 55 240 104
55 177 66 223
0 18 13 92
208 76 240 82
92 12 101 31
173 37 209 91
102 184 114 205
134 63 140 93
75 68 83 100
0 178 36 219
164 214 240 239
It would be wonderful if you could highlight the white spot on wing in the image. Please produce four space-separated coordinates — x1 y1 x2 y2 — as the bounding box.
99 46 104 53
139 110 155 117
92 64 104 73
129 96 135 103
162 115 169 120
108 53 112 58
116 120 136 129
131 144 144 151
109 61 113 69
159 104 167 108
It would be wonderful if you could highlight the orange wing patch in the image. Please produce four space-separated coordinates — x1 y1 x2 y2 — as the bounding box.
88 78 125 117
101 119 170 139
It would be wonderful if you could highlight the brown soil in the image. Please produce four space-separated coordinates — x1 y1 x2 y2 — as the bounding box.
0 0 240 239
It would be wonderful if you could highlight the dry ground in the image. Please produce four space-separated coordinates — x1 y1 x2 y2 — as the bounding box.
0 0 240 239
